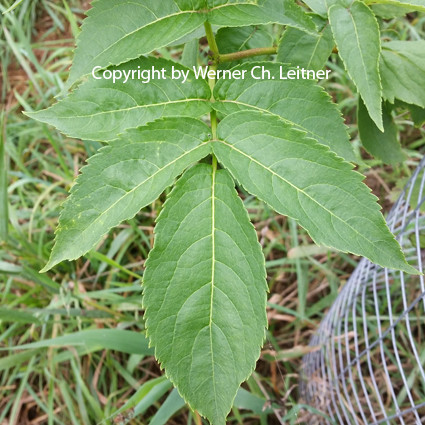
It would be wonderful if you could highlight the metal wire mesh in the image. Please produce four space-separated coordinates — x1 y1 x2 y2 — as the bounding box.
301 156 425 425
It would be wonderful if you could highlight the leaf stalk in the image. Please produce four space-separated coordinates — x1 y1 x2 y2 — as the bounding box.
204 22 220 61
218 46 277 63
204 22 277 64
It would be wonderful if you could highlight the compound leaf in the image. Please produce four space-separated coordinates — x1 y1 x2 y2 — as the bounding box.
380 41 425 108
64 0 205 90
277 18 334 71
41 118 211 272
213 111 417 273
329 1 383 130
213 62 355 162
26 57 212 142
143 163 267 425
358 98 404 164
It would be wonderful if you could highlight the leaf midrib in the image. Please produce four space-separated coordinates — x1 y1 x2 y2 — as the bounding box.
209 164 219 416
43 99 211 120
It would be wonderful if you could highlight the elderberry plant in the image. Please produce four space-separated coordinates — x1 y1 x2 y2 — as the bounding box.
27 0 425 423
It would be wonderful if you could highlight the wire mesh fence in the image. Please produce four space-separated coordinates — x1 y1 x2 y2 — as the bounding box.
301 157 425 425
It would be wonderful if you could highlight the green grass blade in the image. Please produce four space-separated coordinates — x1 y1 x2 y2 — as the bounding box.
0 349 40 371
2 0 25 14
234 388 273 414
149 388 186 425
0 307 41 324
1 329 153 355
105 377 172 424
0 112 8 241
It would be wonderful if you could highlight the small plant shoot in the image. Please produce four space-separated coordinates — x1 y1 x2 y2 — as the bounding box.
27 0 425 423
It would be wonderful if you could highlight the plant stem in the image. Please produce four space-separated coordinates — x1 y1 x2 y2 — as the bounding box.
204 21 276 64
204 21 220 60
204 22 219 149
219 46 277 63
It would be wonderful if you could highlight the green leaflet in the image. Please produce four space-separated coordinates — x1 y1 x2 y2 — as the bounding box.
41 118 211 272
358 98 404 165
65 0 314 89
64 0 205 90
329 1 383 130
26 57 212 142
277 18 334 71
213 62 355 162
143 163 267 425
366 0 425 12
212 110 417 274
380 41 425 109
